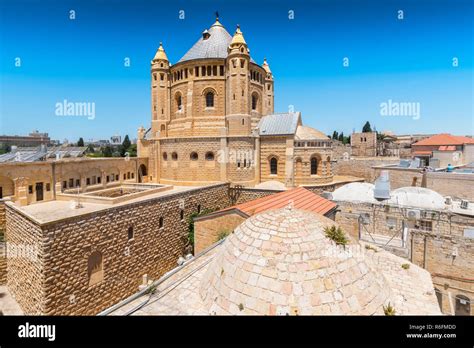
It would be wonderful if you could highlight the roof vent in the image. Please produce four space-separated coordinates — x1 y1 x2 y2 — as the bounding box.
460 200 469 209
202 29 210 40
374 170 391 200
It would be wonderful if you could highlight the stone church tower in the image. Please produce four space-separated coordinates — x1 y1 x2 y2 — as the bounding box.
138 17 333 188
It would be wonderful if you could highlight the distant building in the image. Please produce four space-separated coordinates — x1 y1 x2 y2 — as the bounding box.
110 135 122 145
411 133 474 167
0 130 51 147
351 132 377 157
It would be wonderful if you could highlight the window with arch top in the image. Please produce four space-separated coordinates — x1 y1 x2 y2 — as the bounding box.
205 91 214 107
190 152 198 161
176 93 182 111
171 152 178 160
205 152 215 161
270 157 278 175
311 157 318 175
252 93 259 111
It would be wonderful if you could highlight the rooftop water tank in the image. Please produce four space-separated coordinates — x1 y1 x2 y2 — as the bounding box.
374 170 391 200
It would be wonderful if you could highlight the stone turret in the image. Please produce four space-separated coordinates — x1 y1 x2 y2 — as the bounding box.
226 25 252 136
151 42 170 138
262 58 274 115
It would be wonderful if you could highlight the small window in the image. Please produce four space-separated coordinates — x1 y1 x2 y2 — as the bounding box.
127 172 131 179
86 178 91 185
207 66 211 76
160 73 164 81
106 176 110 183
46 183 51 191
88 251 103 286
205 152 214 161
76 179 80 187
190 152 198 161
153 73 157 81
220 66 224 75
237 161 241 168
163 152 168 160
240 59 245 68
202 66 206 76
206 91 214 107
243 159 247 167
115 175 119 181
159 217 164 229
213 66 217 76
311 157 318 175
98 176 102 184
176 94 182 110
242 119 245 125
197 204 201 214
270 157 278 175
180 209 184 221
128 226 134 240
62 181 67 190
69 178 74 187
195 66 199 77
172 152 178 160
131 173 134 179
123 174 126 180
419 220 433 232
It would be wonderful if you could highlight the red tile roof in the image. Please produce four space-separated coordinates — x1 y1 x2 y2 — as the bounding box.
413 133 474 146
220 186 336 217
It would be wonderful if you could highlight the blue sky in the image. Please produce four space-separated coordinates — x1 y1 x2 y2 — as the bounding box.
0 0 472 142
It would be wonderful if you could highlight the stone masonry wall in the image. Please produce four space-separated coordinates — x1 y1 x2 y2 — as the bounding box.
0 200 5 284
194 212 246 254
6 183 230 315
334 158 399 182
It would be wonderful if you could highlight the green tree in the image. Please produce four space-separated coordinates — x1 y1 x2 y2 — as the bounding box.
332 131 339 140
362 121 372 133
338 132 344 142
0 143 11 155
120 135 131 157
102 145 113 157
77 137 84 147
86 144 95 153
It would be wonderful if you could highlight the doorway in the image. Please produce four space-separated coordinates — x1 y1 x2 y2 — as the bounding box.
35 182 44 201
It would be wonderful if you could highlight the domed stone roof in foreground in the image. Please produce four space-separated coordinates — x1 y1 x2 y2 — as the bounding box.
200 207 391 315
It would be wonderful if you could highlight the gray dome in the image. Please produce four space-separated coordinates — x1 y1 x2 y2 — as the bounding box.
178 20 255 63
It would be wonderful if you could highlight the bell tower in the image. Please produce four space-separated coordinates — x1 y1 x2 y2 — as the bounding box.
151 42 170 138
225 25 252 136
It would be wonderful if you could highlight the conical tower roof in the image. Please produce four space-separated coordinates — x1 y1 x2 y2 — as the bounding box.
153 42 168 61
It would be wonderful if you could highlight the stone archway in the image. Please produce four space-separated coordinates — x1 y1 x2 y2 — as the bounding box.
138 164 148 183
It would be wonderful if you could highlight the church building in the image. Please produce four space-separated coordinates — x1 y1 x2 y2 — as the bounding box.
138 17 333 188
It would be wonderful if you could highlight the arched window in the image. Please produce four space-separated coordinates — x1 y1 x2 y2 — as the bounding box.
205 152 215 161
190 152 198 161
88 251 103 286
311 157 318 175
159 217 164 229
252 93 258 111
435 288 442 311
162 152 168 161
172 152 178 160
270 157 278 175
455 295 471 316
205 91 214 107
176 93 182 111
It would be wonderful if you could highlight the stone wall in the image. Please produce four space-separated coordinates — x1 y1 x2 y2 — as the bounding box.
0 200 6 284
233 188 283 205
334 158 399 182
0 157 148 206
5 183 230 315
373 167 474 201
411 232 474 315
194 212 246 254
335 200 474 315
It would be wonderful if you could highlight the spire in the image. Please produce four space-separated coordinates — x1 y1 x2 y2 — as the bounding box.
262 58 272 74
230 24 247 47
211 11 223 27
153 42 168 61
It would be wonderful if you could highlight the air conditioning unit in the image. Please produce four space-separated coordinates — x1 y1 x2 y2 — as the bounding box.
407 209 421 220
460 200 469 209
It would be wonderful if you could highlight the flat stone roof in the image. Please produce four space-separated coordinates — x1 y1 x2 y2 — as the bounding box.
8 184 220 225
